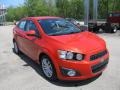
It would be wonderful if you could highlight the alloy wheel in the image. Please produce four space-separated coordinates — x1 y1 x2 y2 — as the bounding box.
41 57 53 78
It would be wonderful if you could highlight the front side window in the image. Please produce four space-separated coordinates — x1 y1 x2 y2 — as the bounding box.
113 13 120 17
109 13 120 17
38 18 81 36
26 21 37 31
25 20 39 36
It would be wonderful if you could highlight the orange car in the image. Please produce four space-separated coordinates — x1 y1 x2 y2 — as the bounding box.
13 16 109 81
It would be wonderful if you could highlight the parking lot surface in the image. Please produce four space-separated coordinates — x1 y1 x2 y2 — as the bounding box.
0 25 120 90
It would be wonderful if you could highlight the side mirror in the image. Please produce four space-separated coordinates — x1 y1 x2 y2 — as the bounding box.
26 30 36 36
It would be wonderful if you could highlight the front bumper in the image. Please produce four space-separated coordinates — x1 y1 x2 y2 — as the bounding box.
56 50 109 81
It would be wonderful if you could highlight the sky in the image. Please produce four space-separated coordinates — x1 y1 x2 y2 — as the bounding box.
0 0 25 7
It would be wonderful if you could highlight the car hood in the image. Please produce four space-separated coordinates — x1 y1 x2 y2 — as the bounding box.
48 31 106 53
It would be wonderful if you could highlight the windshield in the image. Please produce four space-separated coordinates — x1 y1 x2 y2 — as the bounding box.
38 18 81 36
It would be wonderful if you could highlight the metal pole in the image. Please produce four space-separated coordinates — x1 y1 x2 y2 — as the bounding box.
2 5 4 25
84 0 89 25
106 0 109 18
1 5 3 25
3 5 6 25
93 0 98 20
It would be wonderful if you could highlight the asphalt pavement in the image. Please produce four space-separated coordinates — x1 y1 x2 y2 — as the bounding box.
0 25 120 90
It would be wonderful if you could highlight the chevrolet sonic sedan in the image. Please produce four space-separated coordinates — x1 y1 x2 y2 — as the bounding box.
13 16 109 81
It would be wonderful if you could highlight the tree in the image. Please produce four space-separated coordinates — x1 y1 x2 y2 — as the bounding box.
6 0 120 21
56 0 84 19
24 0 48 16
24 0 58 16
71 0 84 19
6 6 27 21
98 0 108 19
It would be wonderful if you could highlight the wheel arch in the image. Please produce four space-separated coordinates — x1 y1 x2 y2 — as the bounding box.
38 50 60 78
38 52 55 64
39 53 48 62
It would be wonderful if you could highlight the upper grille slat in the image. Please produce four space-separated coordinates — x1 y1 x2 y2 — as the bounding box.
90 50 107 61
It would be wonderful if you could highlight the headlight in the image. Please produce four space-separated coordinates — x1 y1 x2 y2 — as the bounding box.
58 50 67 59
58 50 84 61
66 52 74 59
76 54 83 60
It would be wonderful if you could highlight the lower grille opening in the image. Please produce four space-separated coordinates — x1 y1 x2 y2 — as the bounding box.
91 59 109 73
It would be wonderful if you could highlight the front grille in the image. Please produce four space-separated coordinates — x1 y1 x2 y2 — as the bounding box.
90 50 107 61
91 58 109 73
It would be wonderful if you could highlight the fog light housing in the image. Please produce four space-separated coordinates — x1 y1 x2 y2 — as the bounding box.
61 68 79 77
67 70 76 76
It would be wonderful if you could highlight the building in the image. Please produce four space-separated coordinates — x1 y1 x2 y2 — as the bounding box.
0 4 6 25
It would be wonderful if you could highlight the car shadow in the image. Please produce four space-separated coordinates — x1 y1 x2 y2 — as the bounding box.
13 49 102 87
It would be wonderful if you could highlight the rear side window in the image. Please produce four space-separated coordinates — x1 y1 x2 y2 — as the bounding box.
113 13 120 17
18 21 26 30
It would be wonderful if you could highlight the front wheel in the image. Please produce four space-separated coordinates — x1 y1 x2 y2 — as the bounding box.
40 55 57 81
111 26 117 33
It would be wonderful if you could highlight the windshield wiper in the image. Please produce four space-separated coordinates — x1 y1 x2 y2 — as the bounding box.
48 30 81 36
66 31 81 34
49 33 65 36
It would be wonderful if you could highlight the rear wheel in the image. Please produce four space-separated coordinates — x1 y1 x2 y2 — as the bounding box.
13 41 20 54
40 55 57 81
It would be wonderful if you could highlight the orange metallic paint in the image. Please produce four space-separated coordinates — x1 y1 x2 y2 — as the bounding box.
13 16 109 80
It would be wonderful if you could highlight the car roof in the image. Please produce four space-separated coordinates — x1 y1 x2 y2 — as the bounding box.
22 16 61 20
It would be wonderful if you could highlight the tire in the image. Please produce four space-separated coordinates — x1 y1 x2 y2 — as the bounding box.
40 55 57 81
104 23 112 33
111 26 117 33
99 28 104 33
13 41 20 54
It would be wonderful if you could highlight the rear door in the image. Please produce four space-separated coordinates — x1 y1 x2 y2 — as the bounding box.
15 20 27 53
22 20 41 61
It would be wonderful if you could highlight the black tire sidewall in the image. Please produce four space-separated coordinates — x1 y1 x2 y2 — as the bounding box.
40 55 57 81
13 41 20 54
112 26 117 33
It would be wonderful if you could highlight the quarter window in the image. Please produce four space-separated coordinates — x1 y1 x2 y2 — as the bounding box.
18 21 26 30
